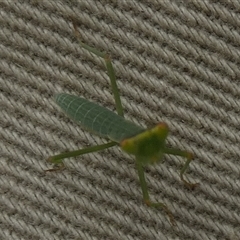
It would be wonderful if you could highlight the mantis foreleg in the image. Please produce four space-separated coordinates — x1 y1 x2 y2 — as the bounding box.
136 159 175 225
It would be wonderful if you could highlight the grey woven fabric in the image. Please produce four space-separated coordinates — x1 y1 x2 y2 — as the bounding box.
1 1 240 239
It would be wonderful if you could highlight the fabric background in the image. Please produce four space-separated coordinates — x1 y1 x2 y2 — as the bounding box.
1 1 240 239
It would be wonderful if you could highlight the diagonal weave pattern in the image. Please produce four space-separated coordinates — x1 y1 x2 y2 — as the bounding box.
1 1 240 239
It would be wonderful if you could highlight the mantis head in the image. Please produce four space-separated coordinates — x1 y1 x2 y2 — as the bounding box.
120 123 169 165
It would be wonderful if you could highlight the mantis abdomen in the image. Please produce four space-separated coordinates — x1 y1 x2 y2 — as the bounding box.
55 93 144 143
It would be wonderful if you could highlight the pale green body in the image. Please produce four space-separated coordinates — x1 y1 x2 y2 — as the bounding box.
55 93 144 142
48 22 198 225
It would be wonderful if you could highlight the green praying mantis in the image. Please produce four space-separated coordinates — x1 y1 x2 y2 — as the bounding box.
47 22 199 225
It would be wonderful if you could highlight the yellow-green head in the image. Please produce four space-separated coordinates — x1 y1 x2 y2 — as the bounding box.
120 123 169 165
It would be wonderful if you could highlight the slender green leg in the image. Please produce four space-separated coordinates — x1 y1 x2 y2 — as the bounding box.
72 22 124 117
46 141 117 171
164 148 199 189
136 159 175 225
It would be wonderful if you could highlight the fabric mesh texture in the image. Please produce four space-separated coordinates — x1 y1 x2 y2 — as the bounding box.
1 1 240 239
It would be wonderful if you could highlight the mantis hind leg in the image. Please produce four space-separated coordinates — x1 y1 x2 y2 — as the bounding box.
46 141 117 171
72 22 124 117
